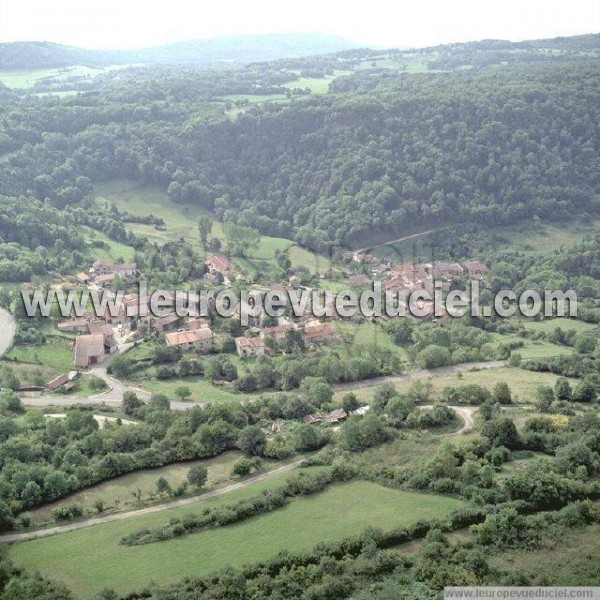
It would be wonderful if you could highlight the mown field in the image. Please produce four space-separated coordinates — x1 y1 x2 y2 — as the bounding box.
518 317 598 334
7 477 464 599
0 65 105 89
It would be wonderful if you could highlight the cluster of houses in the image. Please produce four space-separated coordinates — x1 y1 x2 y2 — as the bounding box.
56 253 346 368
382 260 486 294
75 260 139 288
234 320 340 358
54 252 488 370
345 258 488 319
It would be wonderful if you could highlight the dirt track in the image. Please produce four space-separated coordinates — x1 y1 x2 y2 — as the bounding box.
0 459 305 544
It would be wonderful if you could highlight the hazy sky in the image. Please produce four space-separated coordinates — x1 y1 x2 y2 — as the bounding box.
0 0 598 49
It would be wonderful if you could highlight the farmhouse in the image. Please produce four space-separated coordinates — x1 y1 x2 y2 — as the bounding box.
87 322 118 352
235 336 268 358
112 262 138 278
165 328 213 352
57 319 89 333
153 313 182 332
74 334 106 368
462 260 488 278
188 318 210 330
303 322 339 344
260 323 295 342
75 272 91 285
433 262 464 278
303 409 348 425
95 273 116 288
206 255 231 274
91 259 112 276
325 409 348 424
46 374 69 391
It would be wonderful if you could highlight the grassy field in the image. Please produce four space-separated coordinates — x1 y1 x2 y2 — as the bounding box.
281 76 335 94
0 360 58 386
94 179 326 276
94 180 211 244
488 333 572 360
28 451 266 525
4 337 74 372
491 219 600 256
354 429 477 477
518 317 598 334
334 320 409 364
516 341 572 359
0 65 110 89
82 226 136 263
7 478 463 598
334 366 579 405
126 364 246 404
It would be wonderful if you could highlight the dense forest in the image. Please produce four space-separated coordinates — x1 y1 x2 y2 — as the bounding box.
0 35 598 263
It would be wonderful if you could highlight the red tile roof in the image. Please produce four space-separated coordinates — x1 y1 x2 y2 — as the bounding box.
165 329 213 346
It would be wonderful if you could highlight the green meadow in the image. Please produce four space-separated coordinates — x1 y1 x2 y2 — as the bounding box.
94 179 328 275
334 366 579 405
7 477 463 599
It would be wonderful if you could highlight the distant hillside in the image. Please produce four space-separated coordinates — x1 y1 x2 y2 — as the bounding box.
0 33 358 70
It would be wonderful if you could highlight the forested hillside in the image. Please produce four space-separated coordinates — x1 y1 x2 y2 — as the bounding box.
0 35 598 269
1 66 599 252
180 64 600 248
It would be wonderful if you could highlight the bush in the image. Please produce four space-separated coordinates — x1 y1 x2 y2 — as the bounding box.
52 503 84 521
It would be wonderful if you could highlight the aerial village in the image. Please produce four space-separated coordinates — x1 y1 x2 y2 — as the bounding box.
46 253 487 382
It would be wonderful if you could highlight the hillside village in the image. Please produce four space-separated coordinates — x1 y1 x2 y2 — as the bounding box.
46 253 488 380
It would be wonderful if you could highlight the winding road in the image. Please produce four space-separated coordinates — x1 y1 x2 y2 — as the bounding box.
0 307 16 359
18 360 505 411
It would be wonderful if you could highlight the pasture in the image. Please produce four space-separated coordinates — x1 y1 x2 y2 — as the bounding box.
0 65 111 89
7 477 463 598
4 337 74 372
94 179 327 275
334 366 579 405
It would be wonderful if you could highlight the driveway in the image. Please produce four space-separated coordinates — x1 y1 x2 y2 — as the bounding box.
419 405 477 435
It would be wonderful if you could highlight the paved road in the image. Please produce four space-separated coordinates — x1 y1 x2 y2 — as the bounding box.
19 360 506 411
21 365 151 408
0 460 305 544
0 307 16 358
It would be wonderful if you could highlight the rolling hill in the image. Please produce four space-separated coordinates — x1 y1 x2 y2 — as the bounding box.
0 33 359 70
